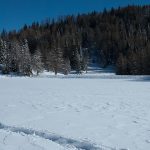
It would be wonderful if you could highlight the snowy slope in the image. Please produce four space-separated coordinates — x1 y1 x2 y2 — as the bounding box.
0 76 150 150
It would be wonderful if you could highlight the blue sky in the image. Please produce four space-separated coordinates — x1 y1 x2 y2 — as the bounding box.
0 0 150 31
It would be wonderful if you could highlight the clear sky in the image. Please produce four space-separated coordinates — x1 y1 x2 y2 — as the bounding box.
0 0 150 31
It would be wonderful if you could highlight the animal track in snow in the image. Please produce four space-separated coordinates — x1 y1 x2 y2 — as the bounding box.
0 122 115 150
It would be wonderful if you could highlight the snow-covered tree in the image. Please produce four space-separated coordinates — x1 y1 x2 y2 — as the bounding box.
10 40 21 72
18 39 32 75
31 50 44 75
0 39 11 73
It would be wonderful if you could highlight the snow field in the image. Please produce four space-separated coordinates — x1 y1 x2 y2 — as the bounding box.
0 77 150 150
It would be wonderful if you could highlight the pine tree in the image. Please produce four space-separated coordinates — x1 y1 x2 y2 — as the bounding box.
0 39 11 74
18 39 32 75
31 50 44 75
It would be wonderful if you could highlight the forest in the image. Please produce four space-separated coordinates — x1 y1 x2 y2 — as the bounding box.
0 5 150 75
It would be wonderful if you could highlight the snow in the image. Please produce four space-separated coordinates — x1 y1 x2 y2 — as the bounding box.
0 75 150 150
0 130 66 150
38 64 116 77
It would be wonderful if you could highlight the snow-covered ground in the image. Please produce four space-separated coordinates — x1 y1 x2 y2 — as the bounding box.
0 75 150 150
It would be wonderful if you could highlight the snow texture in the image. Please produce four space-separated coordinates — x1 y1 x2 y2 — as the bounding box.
0 122 104 150
0 73 150 150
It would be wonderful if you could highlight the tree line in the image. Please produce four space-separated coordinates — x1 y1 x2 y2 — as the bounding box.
0 5 150 75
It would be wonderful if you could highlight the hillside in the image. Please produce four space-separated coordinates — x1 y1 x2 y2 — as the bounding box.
0 5 150 76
